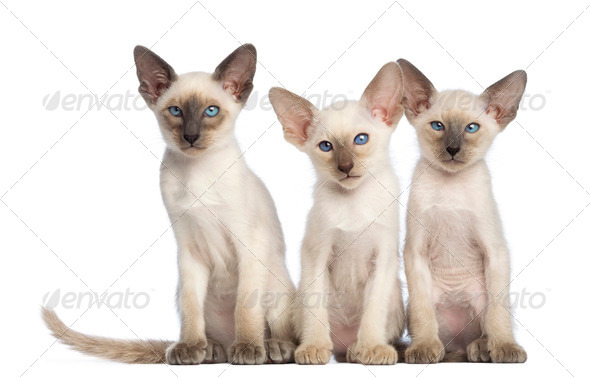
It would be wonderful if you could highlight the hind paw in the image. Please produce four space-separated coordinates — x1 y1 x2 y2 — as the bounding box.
203 338 227 363
265 339 296 363
467 337 490 362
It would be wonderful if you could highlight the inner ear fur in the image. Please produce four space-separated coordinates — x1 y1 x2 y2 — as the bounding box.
396 59 437 119
268 87 318 148
134 45 177 106
213 43 257 104
360 61 405 127
481 70 527 128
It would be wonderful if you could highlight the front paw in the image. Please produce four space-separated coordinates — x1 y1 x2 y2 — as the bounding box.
166 341 207 365
467 337 490 362
294 344 332 364
489 341 527 363
265 339 296 363
228 340 266 364
405 340 445 364
347 342 398 365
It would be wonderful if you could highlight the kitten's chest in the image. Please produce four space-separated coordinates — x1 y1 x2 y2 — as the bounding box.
319 181 398 233
161 162 241 217
411 170 489 267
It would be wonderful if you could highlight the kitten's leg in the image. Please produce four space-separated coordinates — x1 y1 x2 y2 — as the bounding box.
347 224 401 365
404 224 445 364
294 235 333 364
477 232 526 363
227 230 269 365
265 250 297 363
167 247 211 365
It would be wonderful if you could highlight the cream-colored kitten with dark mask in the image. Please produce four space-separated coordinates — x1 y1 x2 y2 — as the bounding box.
269 62 405 365
43 44 296 365
397 59 527 363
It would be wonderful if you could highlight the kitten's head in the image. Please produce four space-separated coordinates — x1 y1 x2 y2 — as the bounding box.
269 62 404 190
133 44 257 156
397 59 527 173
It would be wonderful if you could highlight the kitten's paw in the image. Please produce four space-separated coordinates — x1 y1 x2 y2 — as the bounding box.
228 340 266 364
405 340 445 364
489 342 527 363
467 337 490 362
203 338 227 363
347 343 398 365
265 339 296 363
294 344 332 364
166 341 207 365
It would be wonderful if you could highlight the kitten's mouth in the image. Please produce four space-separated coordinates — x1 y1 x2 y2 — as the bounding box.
182 145 205 151
443 158 464 164
340 175 361 181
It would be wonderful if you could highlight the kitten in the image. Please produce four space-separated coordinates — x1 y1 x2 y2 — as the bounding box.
43 44 297 365
397 58 527 363
268 62 406 365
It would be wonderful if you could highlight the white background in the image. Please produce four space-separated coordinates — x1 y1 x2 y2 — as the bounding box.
1 0 589 378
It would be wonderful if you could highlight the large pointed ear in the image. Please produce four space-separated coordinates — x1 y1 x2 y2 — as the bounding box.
213 44 257 104
396 59 437 119
134 46 177 106
481 70 527 128
268 87 319 148
359 62 404 127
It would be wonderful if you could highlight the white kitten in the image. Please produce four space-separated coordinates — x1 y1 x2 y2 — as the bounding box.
269 62 406 365
397 58 527 363
43 44 296 365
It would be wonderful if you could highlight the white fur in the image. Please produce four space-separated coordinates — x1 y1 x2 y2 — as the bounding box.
155 72 295 363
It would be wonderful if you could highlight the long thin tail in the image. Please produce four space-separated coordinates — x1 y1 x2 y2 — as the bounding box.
42 307 172 363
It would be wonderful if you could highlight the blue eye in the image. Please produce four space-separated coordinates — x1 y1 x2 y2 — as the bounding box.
431 121 444 131
204 106 219 117
465 123 480 133
319 141 333 152
169 106 182 117
354 133 369 145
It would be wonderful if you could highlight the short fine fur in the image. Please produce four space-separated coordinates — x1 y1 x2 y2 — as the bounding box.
269 62 406 365
398 58 527 363
43 44 297 365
